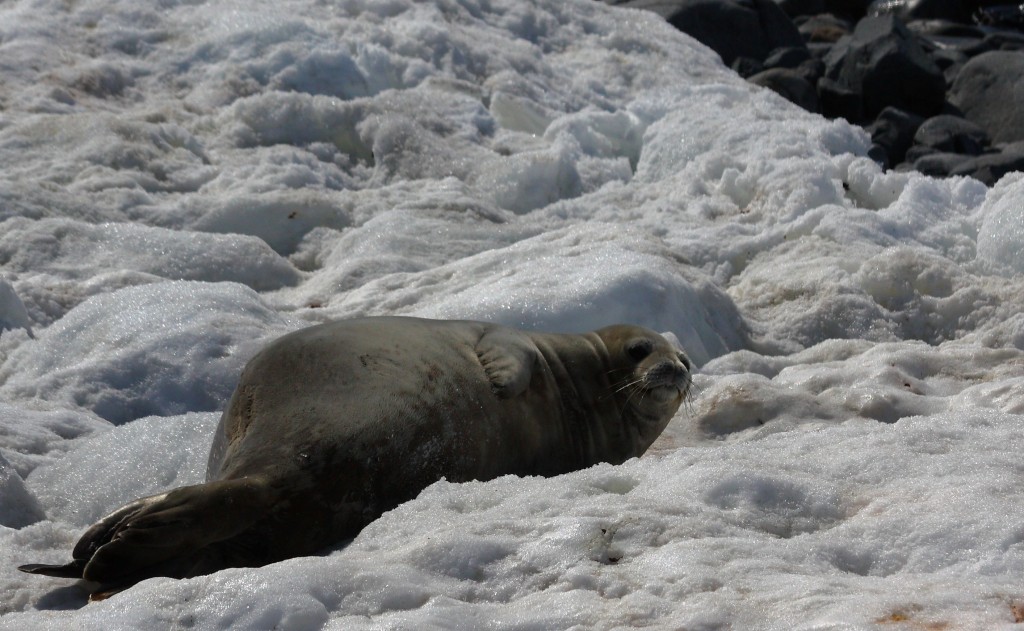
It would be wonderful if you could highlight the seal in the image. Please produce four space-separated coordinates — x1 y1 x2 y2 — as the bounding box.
20 316 690 594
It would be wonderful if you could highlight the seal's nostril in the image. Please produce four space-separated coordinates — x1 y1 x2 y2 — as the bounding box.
677 353 691 371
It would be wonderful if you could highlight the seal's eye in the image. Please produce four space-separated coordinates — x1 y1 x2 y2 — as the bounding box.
626 339 653 362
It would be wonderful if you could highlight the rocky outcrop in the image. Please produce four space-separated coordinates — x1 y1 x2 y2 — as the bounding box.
950 51 1024 144
822 15 946 120
600 0 1024 186
615 0 806 66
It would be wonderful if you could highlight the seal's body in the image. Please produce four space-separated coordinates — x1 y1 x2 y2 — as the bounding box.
20 317 690 593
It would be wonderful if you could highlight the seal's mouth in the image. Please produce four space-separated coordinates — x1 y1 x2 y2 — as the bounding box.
641 360 690 401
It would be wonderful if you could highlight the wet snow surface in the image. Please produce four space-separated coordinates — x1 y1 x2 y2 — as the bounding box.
1 0 1023 628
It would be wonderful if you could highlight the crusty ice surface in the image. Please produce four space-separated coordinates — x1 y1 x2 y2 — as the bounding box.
1 0 1022 628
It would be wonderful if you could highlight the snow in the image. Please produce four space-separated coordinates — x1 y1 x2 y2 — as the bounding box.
977 174 1024 275
0 0 1022 628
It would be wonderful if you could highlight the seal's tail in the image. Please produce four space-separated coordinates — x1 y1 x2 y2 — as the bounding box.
19 476 277 589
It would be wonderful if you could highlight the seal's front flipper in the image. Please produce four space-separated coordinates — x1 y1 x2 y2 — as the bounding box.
20 476 277 588
475 327 539 399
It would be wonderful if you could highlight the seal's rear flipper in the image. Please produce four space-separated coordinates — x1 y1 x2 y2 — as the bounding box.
88 586 128 602
18 559 87 578
19 476 277 588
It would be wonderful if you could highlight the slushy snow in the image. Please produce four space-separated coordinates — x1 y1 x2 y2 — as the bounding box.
1 0 1023 628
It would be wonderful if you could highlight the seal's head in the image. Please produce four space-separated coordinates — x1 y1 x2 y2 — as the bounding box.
595 324 692 452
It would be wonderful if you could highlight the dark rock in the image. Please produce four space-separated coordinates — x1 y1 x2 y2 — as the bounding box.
866 106 925 164
964 32 1024 57
961 37 996 57
823 0 874 21
998 39 1024 53
823 15 947 119
621 0 806 66
913 114 990 154
941 101 964 117
808 42 836 59
776 0 826 18
749 68 822 112
764 46 813 68
732 56 766 78
868 143 891 167
913 151 975 176
950 142 1024 185
905 144 938 162
865 0 902 14
943 62 964 86
989 32 1024 52
905 20 984 39
905 24 985 76
949 51 1024 144
975 3 1024 28
817 76 865 121
797 13 853 42
796 57 827 82
927 46 968 73
867 0 972 23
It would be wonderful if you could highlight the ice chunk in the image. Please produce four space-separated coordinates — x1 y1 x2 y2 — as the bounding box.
0 281 298 424
977 173 1024 275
